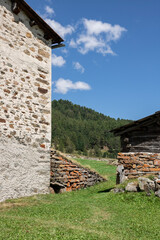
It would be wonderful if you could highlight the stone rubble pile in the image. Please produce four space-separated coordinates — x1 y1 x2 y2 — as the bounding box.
50 149 106 193
112 176 160 198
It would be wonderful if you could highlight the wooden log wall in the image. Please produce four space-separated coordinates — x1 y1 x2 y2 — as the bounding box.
121 124 160 153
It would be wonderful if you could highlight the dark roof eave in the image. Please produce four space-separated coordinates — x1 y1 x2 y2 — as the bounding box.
110 111 160 136
12 0 64 44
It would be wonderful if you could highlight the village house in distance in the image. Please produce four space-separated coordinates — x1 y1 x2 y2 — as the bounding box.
0 0 64 202
111 111 160 184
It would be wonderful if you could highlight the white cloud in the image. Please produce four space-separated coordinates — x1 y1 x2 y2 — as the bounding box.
76 34 105 54
54 78 91 94
83 19 126 40
73 62 85 73
61 48 68 54
70 18 127 55
69 39 77 48
52 54 66 67
97 45 116 56
45 6 54 16
41 6 126 56
45 18 74 38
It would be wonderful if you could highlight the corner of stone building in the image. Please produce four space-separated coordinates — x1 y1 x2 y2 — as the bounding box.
0 0 52 202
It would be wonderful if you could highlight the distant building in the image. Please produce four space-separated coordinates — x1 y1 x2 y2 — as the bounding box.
111 112 160 183
0 0 63 202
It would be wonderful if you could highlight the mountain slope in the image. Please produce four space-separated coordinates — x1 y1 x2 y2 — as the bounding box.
51 99 132 158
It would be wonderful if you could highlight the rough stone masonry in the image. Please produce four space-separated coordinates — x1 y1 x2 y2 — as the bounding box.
117 152 160 181
0 0 105 202
0 0 55 202
111 111 160 184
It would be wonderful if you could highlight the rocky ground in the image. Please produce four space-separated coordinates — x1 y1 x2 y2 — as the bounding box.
112 175 160 198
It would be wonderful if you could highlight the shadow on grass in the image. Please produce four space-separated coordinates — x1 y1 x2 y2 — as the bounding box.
98 188 114 193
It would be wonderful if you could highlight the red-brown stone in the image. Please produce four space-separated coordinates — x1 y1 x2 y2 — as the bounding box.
150 168 160 172
154 160 160 166
38 87 48 94
0 118 6 123
40 144 45 148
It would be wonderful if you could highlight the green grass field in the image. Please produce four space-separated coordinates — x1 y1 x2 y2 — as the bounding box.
0 159 160 240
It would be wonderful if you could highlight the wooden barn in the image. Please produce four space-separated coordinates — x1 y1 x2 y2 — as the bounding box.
111 111 160 183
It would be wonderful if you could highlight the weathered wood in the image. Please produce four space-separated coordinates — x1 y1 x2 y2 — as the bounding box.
124 137 129 143
116 119 158 136
120 122 160 153
44 34 50 40
111 111 160 136
121 135 160 152
10 0 63 44
113 113 160 182
29 20 36 27
11 1 20 15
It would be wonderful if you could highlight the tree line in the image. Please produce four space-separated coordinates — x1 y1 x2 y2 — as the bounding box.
51 99 131 158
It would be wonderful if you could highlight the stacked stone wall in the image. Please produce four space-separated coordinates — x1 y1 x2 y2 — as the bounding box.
0 0 52 202
118 152 160 180
50 150 106 193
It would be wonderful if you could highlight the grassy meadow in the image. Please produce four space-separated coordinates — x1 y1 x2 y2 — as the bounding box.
0 159 160 240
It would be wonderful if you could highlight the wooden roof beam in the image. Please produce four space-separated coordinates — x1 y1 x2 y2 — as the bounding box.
10 0 64 44
114 119 157 136
11 1 20 15
29 20 36 27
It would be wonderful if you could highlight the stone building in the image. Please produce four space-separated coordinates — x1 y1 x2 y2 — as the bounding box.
0 0 63 202
111 111 160 183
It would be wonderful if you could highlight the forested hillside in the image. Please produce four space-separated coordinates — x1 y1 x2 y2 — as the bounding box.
51 100 132 158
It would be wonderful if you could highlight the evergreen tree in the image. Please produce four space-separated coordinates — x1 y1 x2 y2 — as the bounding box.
51 100 132 158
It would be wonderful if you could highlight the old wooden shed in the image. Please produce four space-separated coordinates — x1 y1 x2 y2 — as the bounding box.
111 112 160 183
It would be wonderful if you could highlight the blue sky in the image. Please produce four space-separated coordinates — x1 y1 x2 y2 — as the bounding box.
27 0 160 120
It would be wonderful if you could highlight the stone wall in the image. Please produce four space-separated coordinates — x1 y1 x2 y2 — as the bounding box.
50 150 106 193
0 0 52 202
117 152 160 183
